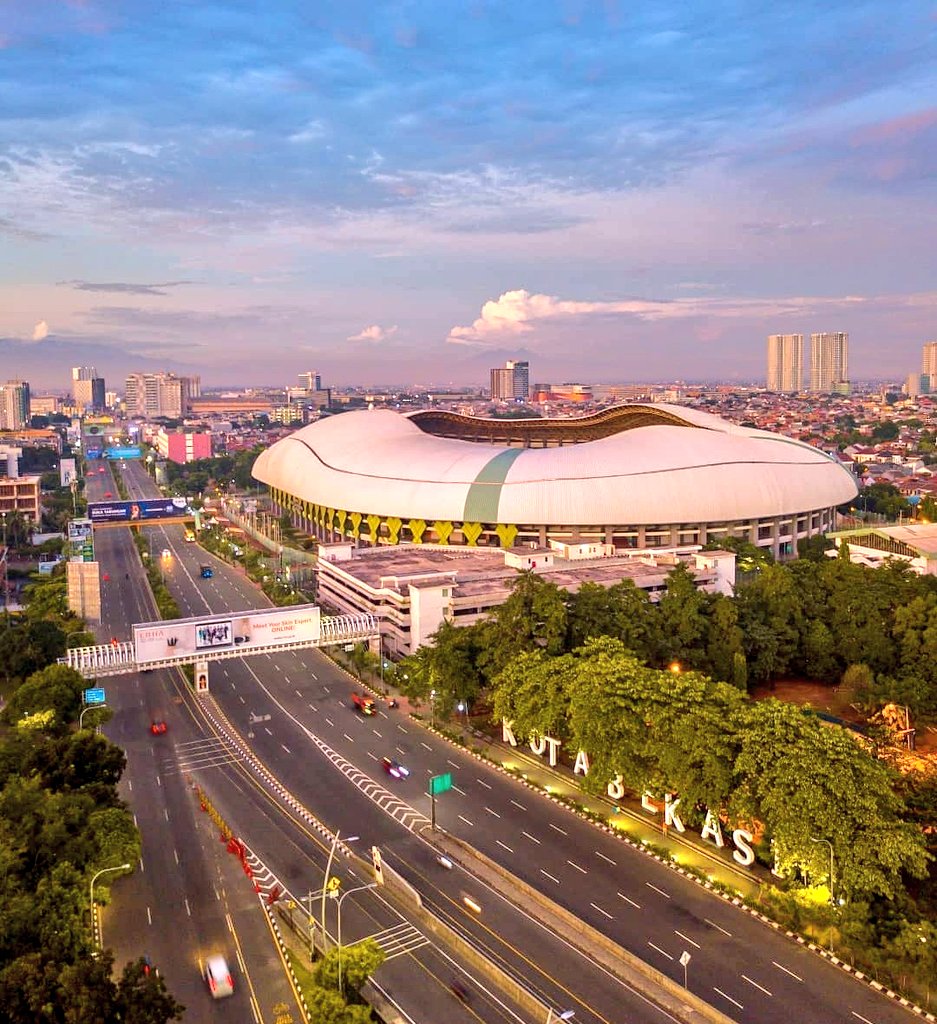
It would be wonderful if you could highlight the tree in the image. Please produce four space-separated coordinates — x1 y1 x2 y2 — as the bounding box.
314 938 385 994
653 563 708 668
116 957 185 1024
478 572 568 678
704 595 746 685
303 985 371 1024
2 664 87 732
491 649 576 742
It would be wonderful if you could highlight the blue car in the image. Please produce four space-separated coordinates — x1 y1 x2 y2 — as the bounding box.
200 565 214 579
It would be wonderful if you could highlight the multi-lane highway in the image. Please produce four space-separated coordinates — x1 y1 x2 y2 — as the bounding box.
110 459 922 1024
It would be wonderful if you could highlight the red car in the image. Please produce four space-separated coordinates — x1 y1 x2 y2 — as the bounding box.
150 720 168 736
382 757 410 779
104 491 113 498
98 467 105 474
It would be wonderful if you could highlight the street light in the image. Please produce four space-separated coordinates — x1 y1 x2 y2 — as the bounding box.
79 702 107 730
337 882 378 995
546 1010 575 1024
319 831 359 956
90 863 130 948
808 836 835 903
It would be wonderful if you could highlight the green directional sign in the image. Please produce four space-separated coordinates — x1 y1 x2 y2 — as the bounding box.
429 773 452 796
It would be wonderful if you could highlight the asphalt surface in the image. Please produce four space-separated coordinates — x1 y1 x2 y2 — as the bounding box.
116 461 925 1024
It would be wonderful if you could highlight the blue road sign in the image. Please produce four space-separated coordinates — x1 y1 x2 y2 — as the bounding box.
83 688 106 705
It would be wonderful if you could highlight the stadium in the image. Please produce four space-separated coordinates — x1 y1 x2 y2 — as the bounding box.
252 405 858 558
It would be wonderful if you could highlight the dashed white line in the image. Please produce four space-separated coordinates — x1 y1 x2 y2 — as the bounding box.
173 849 179 865
485 807 501 818
343 733 354 743
567 860 587 874
851 1014 875 1024
476 778 492 789
595 850 616 865
705 918 732 937
420 742 432 751
325 717 334 727
772 961 802 982
397 724 408 733
742 975 772 997
648 941 673 961
617 891 641 909
645 881 670 898
447 760 461 769
590 902 613 920
322 685 331 693
540 869 560 884
294 689 302 697
548 823 567 836
367 752 378 762
309 703 318 712
522 831 541 844
713 988 743 1011
238 694 246 703
510 799 527 811
184 898 192 917
675 930 700 949
372 728 383 738
281 744 291 754
396 746 406 756
458 814 475 827
264 726 273 735
496 840 514 853
452 785 466 795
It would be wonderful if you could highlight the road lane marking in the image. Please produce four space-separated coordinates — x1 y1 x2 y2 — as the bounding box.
510 799 527 811
184 899 191 917
648 941 673 961
590 902 613 920
325 717 334 727
156 775 161 787
485 807 501 818
617 891 641 909
772 961 802 982
477 778 492 789
548 823 567 836
458 815 474 827
540 869 560 884
447 759 461 768
851 1014 875 1024
522 831 541 844
496 840 514 853
163 808 169 821
567 860 587 874
173 849 179 865
452 785 466 795
713 988 743 1010
343 733 354 742
309 703 318 712
322 685 330 693
396 746 406 756
595 850 616 865
281 744 291 754
372 728 383 738
295 689 302 697
742 975 772 997
645 882 670 898
420 741 432 751
264 726 272 736
147 906 152 925
397 724 408 733
675 930 699 949
705 918 732 936
367 752 378 761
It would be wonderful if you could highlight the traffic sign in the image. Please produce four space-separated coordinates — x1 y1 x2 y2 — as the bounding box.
679 951 691 967
429 773 452 796
83 688 106 705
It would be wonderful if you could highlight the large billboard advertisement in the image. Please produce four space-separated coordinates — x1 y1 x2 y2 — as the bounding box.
88 497 190 524
133 604 321 666
67 518 94 562
106 446 143 460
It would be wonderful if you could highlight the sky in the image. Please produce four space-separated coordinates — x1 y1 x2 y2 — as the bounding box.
1 1 936 389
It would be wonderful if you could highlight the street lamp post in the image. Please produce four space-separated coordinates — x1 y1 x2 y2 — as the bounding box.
809 836 836 953
79 702 107 730
90 863 130 948
319 832 359 956
337 882 378 995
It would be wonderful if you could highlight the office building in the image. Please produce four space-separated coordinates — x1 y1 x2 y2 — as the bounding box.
490 360 530 402
809 332 849 392
125 372 201 419
72 366 106 412
0 381 31 430
298 370 322 392
155 427 212 464
766 334 804 392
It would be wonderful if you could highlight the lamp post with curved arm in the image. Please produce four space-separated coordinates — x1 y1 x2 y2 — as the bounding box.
337 882 378 996
90 863 130 948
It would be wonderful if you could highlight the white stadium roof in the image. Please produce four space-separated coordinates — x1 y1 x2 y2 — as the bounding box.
252 405 858 525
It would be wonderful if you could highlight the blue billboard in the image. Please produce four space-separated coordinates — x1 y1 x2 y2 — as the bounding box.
106 446 143 460
88 497 191 524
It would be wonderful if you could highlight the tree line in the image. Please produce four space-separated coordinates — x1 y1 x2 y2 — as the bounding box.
0 575 183 1022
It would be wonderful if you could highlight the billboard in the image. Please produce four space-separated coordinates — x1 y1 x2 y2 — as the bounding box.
133 604 321 666
67 518 94 562
106 446 143 460
60 458 77 487
88 497 190 524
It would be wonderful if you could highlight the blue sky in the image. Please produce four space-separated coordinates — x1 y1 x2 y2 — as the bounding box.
1 1 936 388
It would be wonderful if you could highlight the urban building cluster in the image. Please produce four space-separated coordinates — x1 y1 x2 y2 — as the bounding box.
766 332 850 393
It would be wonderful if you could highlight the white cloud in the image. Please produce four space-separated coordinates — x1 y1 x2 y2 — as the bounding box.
31 319 49 341
446 288 886 346
347 323 398 343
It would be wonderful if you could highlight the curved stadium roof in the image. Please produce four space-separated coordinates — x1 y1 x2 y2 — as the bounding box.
252 405 858 526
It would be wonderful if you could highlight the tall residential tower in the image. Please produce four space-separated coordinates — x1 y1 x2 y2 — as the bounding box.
766 334 804 392
809 332 849 392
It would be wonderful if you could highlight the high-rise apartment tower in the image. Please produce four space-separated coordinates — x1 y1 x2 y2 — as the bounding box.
124 372 200 418
922 341 937 381
72 366 105 412
0 381 31 429
809 332 849 392
490 360 530 402
766 335 804 392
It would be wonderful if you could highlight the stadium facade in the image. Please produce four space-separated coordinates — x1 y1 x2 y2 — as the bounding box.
252 405 858 559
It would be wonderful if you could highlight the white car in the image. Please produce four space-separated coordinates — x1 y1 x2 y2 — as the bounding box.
161 548 172 560
204 954 234 999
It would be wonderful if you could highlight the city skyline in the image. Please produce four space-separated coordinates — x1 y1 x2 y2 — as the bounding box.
1 2 936 387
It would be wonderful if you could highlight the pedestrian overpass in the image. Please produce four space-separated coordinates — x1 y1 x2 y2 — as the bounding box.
62 604 379 679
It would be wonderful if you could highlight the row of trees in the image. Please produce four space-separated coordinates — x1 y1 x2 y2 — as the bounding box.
0 576 183 1021
401 554 937 717
160 446 265 500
